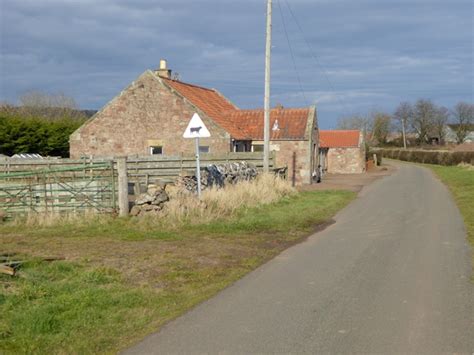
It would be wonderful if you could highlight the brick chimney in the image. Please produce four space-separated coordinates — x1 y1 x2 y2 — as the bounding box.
155 59 171 79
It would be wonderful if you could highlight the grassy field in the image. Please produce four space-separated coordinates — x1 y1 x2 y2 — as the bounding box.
429 164 474 267
0 189 355 354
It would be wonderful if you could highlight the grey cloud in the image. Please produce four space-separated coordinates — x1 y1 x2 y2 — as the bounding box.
1 0 472 128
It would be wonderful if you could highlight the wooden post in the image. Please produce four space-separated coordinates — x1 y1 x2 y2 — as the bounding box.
110 161 116 210
116 157 129 217
292 151 296 187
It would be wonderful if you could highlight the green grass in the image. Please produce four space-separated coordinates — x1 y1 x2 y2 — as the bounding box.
1 262 158 354
429 165 474 267
0 190 355 354
194 190 350 234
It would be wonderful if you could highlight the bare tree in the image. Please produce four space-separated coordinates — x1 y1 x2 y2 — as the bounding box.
336 115 371 136
370 112 391 145
452 102 474 143
432 106 449 144
393 102 412 148
18 91 83 120
412 99 437 144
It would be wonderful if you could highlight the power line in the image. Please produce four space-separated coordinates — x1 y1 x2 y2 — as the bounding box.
276 0 308 106
283 0 352 117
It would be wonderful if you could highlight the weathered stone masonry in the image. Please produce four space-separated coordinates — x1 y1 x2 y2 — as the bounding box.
70 71 231 158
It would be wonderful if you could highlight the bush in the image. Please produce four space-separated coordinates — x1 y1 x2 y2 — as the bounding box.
374 148 474 166
0 112 86 157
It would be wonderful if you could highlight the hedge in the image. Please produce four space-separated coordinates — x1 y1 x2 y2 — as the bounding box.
373 148 474 166
0 113 86 158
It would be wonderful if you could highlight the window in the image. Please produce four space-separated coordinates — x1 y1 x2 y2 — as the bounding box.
199 146 210 154
150 146 163 155
252 144 264 152
233 141 251 152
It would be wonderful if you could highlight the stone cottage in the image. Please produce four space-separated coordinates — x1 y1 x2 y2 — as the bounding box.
319 130 365 174
70 61 319 184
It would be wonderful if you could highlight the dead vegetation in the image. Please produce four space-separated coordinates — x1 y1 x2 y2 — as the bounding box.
162 173 295 226
457 162 474 171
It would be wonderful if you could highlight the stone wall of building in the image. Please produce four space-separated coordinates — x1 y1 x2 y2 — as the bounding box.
70 71 231 158
272 140 313 185
327 146 365 174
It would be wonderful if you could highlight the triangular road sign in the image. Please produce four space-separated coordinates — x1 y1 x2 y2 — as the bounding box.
183 113 211 138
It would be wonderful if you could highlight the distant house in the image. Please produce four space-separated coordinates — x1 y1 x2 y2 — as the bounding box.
444 124 474 144
319 130 365 174
70 60 319 184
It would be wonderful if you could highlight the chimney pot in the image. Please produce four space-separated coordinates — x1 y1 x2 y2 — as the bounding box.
155 59 171 79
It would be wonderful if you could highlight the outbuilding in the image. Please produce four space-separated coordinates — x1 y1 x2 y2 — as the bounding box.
319 130 366 174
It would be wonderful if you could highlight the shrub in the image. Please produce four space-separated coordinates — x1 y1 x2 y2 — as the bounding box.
0 112 86 157
375 148 474 166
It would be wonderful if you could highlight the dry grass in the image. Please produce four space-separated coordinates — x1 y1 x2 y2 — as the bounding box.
6 209 114 228
457 162 474 171
150 174 295 227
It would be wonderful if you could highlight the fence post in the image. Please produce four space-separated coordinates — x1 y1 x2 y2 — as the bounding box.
117 157 129 217
292 151 296 187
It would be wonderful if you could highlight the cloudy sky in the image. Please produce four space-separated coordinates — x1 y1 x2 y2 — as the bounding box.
1 0 472 128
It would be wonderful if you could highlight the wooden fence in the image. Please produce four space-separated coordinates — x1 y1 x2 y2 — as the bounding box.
0 152 276 218
0 152 274 184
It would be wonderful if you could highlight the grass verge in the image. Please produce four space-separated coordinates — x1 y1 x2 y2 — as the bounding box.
428 164 474 268
1 189 355 354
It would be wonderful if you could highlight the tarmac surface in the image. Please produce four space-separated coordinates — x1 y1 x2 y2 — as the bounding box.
125 162 474 354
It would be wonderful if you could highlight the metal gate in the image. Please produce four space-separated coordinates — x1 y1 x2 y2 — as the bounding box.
0 162 116 218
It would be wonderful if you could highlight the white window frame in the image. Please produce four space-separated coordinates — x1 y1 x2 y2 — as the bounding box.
149 146 163 155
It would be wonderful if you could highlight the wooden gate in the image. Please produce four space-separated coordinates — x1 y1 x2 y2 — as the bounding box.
0 163 116 219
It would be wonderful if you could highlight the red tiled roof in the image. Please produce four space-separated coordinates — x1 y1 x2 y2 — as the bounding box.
320 130 361 148
226 108 310 140
160 76 310 140
161 77 249 138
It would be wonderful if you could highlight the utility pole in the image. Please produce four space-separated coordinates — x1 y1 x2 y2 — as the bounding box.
401 118 407 149
263 0 272 172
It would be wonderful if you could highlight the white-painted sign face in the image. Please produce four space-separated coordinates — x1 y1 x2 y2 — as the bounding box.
183 113 211 138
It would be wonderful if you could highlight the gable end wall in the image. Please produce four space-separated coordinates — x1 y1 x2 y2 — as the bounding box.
69 71 231 158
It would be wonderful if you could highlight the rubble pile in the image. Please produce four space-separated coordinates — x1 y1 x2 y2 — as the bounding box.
130 184 169 216
175 175 203 193
176 161 258 192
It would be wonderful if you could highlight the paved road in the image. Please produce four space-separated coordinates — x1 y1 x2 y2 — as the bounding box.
125 163 473 354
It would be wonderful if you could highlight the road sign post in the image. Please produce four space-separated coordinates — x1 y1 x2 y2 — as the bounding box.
183 113 211 199
195 136 202 198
